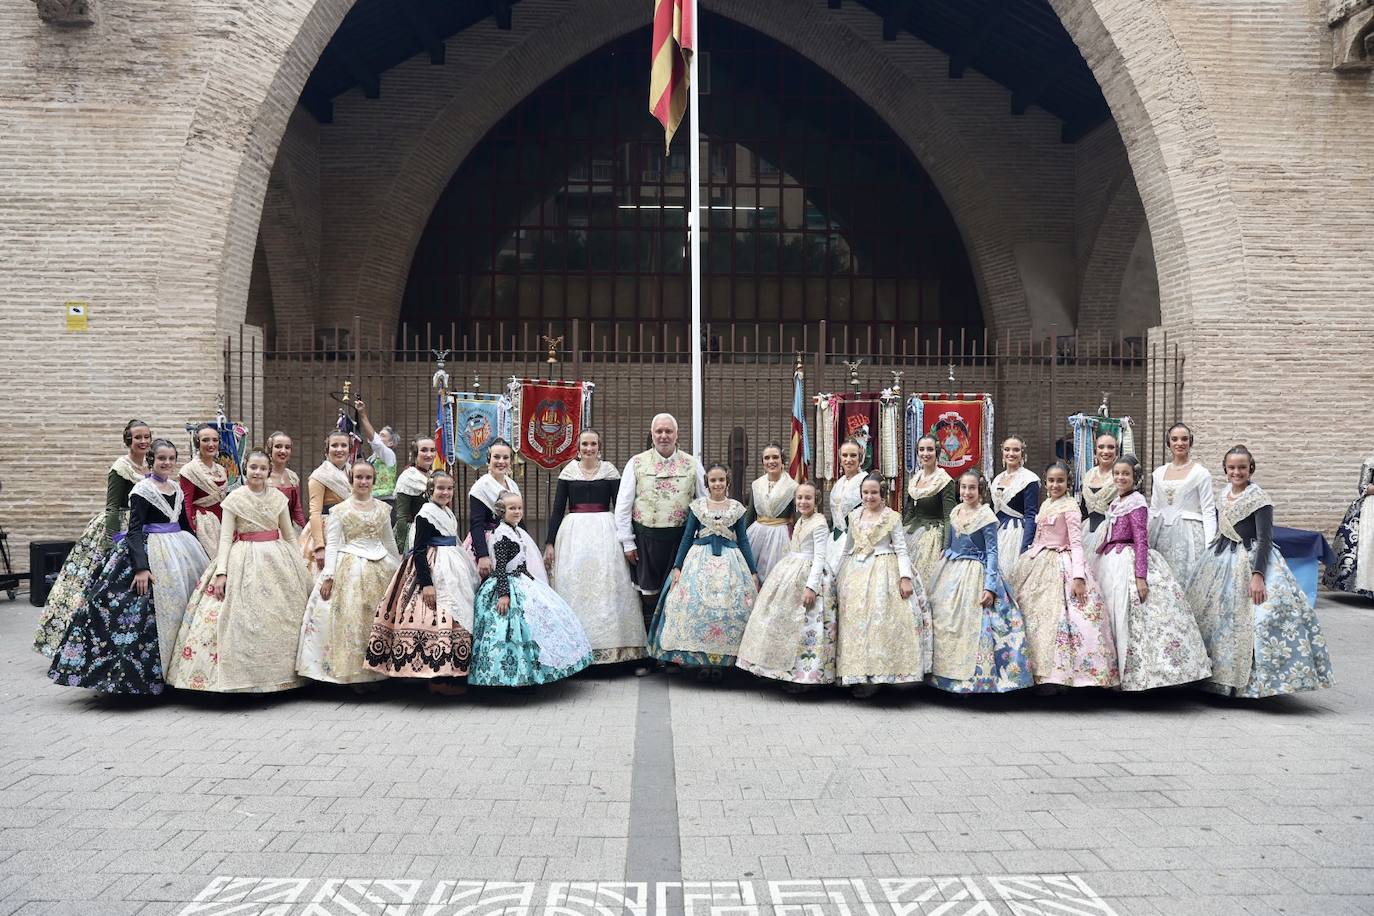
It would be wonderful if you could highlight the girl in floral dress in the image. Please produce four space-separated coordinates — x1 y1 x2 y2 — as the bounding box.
33 419 152 656
469 492 593 687
368 469 479 690
49 439 209 694
826 440 867 573
468 438 547 583
1011 461 1118 688
1095 456 1211 691
737 482 836 690
836 475 933 698
266 431 306 534
169 449 312 693
1185 446 1334 697
991 436 1039 583
392 435 437 552
648 464 760 681
304 431 353 575
296 459 399 686
926 471 1032 694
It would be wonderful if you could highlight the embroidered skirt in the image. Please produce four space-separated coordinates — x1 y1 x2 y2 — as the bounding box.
1148 517 1208 588
746 520 792 584
736 552 837 684
1326 494 1374 598
1097 547 1211 691
835 553 932 685
1186 544 1334 697
648 543 757 667
32 510 123 657
926 557 1031 693
470 575 593 686
550 511 646 663
169 536 312 692
1010 549 1118 687
367 545 477 679
297 552 397 684
995 520 1026 584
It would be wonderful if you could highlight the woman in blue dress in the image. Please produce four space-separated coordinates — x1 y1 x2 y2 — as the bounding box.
926 470 1032 694
469 491 592 687
1185 446 1334 697
648 463 760 681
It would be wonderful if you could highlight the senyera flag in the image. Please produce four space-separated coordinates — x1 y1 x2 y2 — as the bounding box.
649 0 695 152
788 367 810 483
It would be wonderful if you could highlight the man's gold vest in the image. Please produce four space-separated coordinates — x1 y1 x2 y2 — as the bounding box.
631 448 696 529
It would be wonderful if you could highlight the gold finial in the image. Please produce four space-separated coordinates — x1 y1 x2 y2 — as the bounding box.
890 369 903 395
844 358 862 389
471 373 482 392
542 334 564 365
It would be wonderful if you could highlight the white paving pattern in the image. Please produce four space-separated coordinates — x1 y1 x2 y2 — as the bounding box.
178 874 1120 915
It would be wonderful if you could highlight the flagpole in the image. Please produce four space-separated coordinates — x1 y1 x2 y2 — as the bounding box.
687 0 703 461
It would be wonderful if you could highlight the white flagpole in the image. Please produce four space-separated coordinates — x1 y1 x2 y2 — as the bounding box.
687 0 704 461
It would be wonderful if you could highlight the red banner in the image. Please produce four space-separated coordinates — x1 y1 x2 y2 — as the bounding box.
921 399 986 476
835 392 882 474
519 382 583 469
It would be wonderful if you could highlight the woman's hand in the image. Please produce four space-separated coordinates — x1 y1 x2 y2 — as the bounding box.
671 569 683 588
133 570 154 596
752 573 761 591
1366 483 1374 497
802 587 817 608
899 577 914 600
1135 577 1149 604
421 585 436 609
543 544 555 569
319 577 334 601
313 547 325 573
979 589 995 608
209 574 227 600
496 595 510 615
477 556 493 577
1071 577 1087 601
1248 572 1267 606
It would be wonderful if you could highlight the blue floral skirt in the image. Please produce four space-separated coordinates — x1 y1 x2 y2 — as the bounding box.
48 541 164 695
1187 544 1334 698
926 557 1032 694
32 510 124 657
647 544 756 668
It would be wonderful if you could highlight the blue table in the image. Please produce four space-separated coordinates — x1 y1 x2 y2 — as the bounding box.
1272 526 1335 608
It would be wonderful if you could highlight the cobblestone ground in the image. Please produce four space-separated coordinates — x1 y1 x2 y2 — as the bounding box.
1 594 1371 915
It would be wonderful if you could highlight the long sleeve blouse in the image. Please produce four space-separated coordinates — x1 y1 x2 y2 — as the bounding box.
545 477 619 545
1023 498 1086 580
670 501 758 574
943 506 1004 596
993 469 1039 550
1149 462 1217 545
104 468 137 537
1098 494 1150 580
411 512 461 588
788 516 829 594
842 508 915 581
126 489 193 574
902 473 956 542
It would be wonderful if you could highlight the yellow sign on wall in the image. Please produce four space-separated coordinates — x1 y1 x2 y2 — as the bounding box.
65 301 88 332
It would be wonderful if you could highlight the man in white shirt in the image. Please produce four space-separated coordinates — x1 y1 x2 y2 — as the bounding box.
614 414 706 633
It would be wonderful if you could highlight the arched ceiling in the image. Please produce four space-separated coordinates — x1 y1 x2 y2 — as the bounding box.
300 0 1110 142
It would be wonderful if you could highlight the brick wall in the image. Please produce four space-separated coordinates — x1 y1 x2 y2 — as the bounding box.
2 0 1371 569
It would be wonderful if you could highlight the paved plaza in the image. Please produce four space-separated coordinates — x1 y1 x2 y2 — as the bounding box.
1 595 1372 916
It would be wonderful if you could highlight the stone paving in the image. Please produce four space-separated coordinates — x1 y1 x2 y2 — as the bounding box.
1 594 1372 915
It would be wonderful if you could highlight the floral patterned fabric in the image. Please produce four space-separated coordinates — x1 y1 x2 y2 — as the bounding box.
47 541 165 695
736 516 836 684
926 557 1032 694
1011 548 1118 687
1148 517 1208 591
835 509 932 685
1186 541 1334 698
168 488 311 693
1097 546 1211 691
32 510 124 657
1327 458 1374 597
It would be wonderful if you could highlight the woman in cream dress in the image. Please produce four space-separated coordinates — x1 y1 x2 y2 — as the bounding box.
902 435 957 588
991 437 1039 584
744 443 797 583
826 440 867 576
737 482 836 688
297 460 400 685
304 431 353 574
1149 423 1217 586
169 450 312 692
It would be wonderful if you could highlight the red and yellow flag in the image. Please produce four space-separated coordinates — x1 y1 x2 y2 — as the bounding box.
649 0 695 153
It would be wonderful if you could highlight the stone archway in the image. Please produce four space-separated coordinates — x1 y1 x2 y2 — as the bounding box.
162 0 1245 362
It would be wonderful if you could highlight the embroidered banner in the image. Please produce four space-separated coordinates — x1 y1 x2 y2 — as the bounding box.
837 392 883 474
517 380 584 469
904 394 995 479
449 392 505 469
1067 413 1135 493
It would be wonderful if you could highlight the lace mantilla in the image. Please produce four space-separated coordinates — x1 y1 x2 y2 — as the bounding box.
1219 483 1273 543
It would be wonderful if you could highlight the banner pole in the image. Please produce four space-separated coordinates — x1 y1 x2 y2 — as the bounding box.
687 0 703 460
